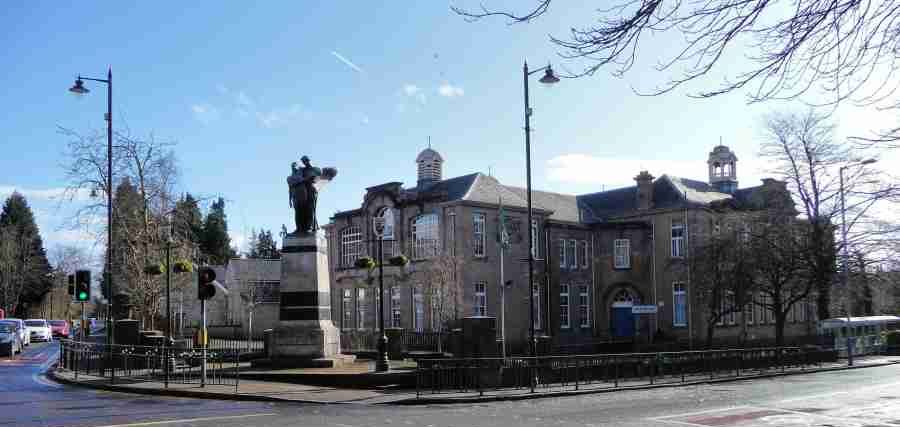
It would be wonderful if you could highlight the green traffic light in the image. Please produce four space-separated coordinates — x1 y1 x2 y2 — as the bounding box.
77 291 88 301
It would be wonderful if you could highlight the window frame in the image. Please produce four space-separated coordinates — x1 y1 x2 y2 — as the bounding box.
578 285 590 328
673 283 687 327
341 226 363 267
411 213 440 260
613 238 631 269
355 288 367 330
567 239 577 269
342 288 353 330
473 212 486 258
390 286 402 328
473 282 487 317
533 283 542 331
560 284 570 329
413 287 425 332
671 220 685 258
558 239 566 268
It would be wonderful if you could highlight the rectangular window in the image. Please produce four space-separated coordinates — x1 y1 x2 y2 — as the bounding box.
614 239 630 269
560 284 570 329
673 283 687 327
746 296 754 325
741 222 751 243
716 293 726 326
567 239 577 269
531 219 540 259
473 213 486 258
559 239 566 268
579 241 589 269
726 292 736 325
766 294 776 324
473 282 487 316
448 213 456 256
671 220 685 258
342 289 352 330
356 288 366 330
341 226 363 267
578 285 590 328
413 288 425 332
390 287 402 328
533 284 542 330
375 291 381 331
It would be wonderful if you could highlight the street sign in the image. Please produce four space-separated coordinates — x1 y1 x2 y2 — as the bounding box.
631 305 658 314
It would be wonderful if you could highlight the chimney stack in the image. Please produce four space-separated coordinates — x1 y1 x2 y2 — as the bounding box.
634 171 654 210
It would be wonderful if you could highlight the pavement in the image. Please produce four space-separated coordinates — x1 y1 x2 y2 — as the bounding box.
49 353 900 405
4 341 900 427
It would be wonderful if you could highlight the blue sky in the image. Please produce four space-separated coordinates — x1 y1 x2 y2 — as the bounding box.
2 2 896 261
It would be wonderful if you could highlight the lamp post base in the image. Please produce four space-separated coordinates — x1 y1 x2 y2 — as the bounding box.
375 334 389 372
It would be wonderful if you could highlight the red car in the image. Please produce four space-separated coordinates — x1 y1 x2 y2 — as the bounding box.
49 320 70 338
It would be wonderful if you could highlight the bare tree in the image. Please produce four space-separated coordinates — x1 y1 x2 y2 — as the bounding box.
415 254 463 333
453 0 900 134
760 110 900 319
59 126 181 328
46 244 94 320
688 223 755 348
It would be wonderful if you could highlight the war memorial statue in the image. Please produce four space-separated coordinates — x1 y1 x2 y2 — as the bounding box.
287 156 337 235
259 155 349 368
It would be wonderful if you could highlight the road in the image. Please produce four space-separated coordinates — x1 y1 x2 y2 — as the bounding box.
1 344 898 427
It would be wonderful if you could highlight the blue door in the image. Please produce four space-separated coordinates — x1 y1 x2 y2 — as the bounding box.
613 307 634 337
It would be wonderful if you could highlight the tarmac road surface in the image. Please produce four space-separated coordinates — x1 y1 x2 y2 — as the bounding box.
2 344 898 427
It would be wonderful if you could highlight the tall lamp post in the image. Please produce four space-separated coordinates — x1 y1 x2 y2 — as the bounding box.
68 69 114 376
839 158 876 365
523 60 560 356
372 216 389 372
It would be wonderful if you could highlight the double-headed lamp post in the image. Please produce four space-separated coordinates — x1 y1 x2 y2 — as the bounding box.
68 69 115 375
839 158 876 365
523 60 560 356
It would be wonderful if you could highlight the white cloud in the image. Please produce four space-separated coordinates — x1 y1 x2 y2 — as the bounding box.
400 84 426 107
545 154 769 189
331 51 364 73
191 103 220 124
361 115 370 125
438 82 464 97
255 104 310 128
403 84 420 96
236 91 254 108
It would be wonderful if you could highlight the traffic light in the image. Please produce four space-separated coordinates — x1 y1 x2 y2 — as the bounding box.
75 270 91 302
198 267 216 300
68 274 75 296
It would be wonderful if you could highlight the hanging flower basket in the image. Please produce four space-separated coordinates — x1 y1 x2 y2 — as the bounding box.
173 260 193 274
389 255 409 267
144 263 165 276
355 257 375 269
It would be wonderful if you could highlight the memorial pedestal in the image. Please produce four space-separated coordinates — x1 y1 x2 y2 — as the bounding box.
262 233 352 368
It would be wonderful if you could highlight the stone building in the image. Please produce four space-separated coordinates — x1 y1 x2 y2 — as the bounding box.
325 145 819 353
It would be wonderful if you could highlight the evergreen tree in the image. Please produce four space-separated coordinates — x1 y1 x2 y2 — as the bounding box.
173 193 203 246
248 229 280 259
201 197 235 264
0 193 53 316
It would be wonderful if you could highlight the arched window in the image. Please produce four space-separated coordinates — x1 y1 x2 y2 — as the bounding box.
612 289 637 306
411 213 439 259
376 207 397 257
340 226 362 267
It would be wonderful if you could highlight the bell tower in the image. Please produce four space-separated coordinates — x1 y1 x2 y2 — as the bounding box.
708 144 738 194
416 143 443 188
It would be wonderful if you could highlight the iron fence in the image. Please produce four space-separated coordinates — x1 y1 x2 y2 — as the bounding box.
59 339 241 388
339 330 449 354
415 347 838 397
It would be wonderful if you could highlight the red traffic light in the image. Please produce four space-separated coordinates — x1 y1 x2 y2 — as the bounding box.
198 267 217 300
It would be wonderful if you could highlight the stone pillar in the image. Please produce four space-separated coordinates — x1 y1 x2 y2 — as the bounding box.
385 328 404 360
269 233 342 365
462 317 498 357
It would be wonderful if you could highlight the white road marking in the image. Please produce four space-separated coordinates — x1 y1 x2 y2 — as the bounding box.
778 379 900 402
649 406 752 420
91 413 278 427
32 373 63 389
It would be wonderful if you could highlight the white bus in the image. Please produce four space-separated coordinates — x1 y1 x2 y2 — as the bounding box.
818 315 900 357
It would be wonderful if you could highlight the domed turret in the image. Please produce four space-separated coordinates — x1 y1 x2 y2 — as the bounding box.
416 147 443 187
708 144 738 194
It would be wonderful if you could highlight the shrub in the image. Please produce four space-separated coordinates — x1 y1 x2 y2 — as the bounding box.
355 257 375 269
144 263 165 275
173 260 193 274
389 255 409 267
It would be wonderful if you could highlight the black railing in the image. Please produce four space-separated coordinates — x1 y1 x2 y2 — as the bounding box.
340 330 450 354
415 347 838 397
59 339 241 388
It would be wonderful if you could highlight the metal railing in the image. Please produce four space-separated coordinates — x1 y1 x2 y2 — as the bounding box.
415 347 838 397
340 330 449 354
59 339 241 388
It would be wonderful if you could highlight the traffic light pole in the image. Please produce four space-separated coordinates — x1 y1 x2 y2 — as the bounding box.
81 302 86 341
201 298 207 388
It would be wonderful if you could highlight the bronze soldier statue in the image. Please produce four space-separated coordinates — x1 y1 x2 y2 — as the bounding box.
288 156 336 235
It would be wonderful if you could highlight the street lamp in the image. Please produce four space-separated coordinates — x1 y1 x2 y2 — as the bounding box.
523 61 559 356
372 216 389 372
160 217 176 387
68 69 114 378
839 158 876 365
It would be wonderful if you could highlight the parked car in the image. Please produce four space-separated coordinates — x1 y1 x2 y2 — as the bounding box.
49 320 70 338
4 318 29 347
24 319 52 342
0 322 22 356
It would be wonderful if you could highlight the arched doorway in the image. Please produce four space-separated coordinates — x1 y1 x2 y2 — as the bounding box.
611 289 638 338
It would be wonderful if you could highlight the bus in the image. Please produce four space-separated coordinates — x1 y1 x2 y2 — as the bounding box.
818 315 900 357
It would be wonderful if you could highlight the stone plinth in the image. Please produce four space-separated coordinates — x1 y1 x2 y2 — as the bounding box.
267 233 344 367
462 317 498 358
